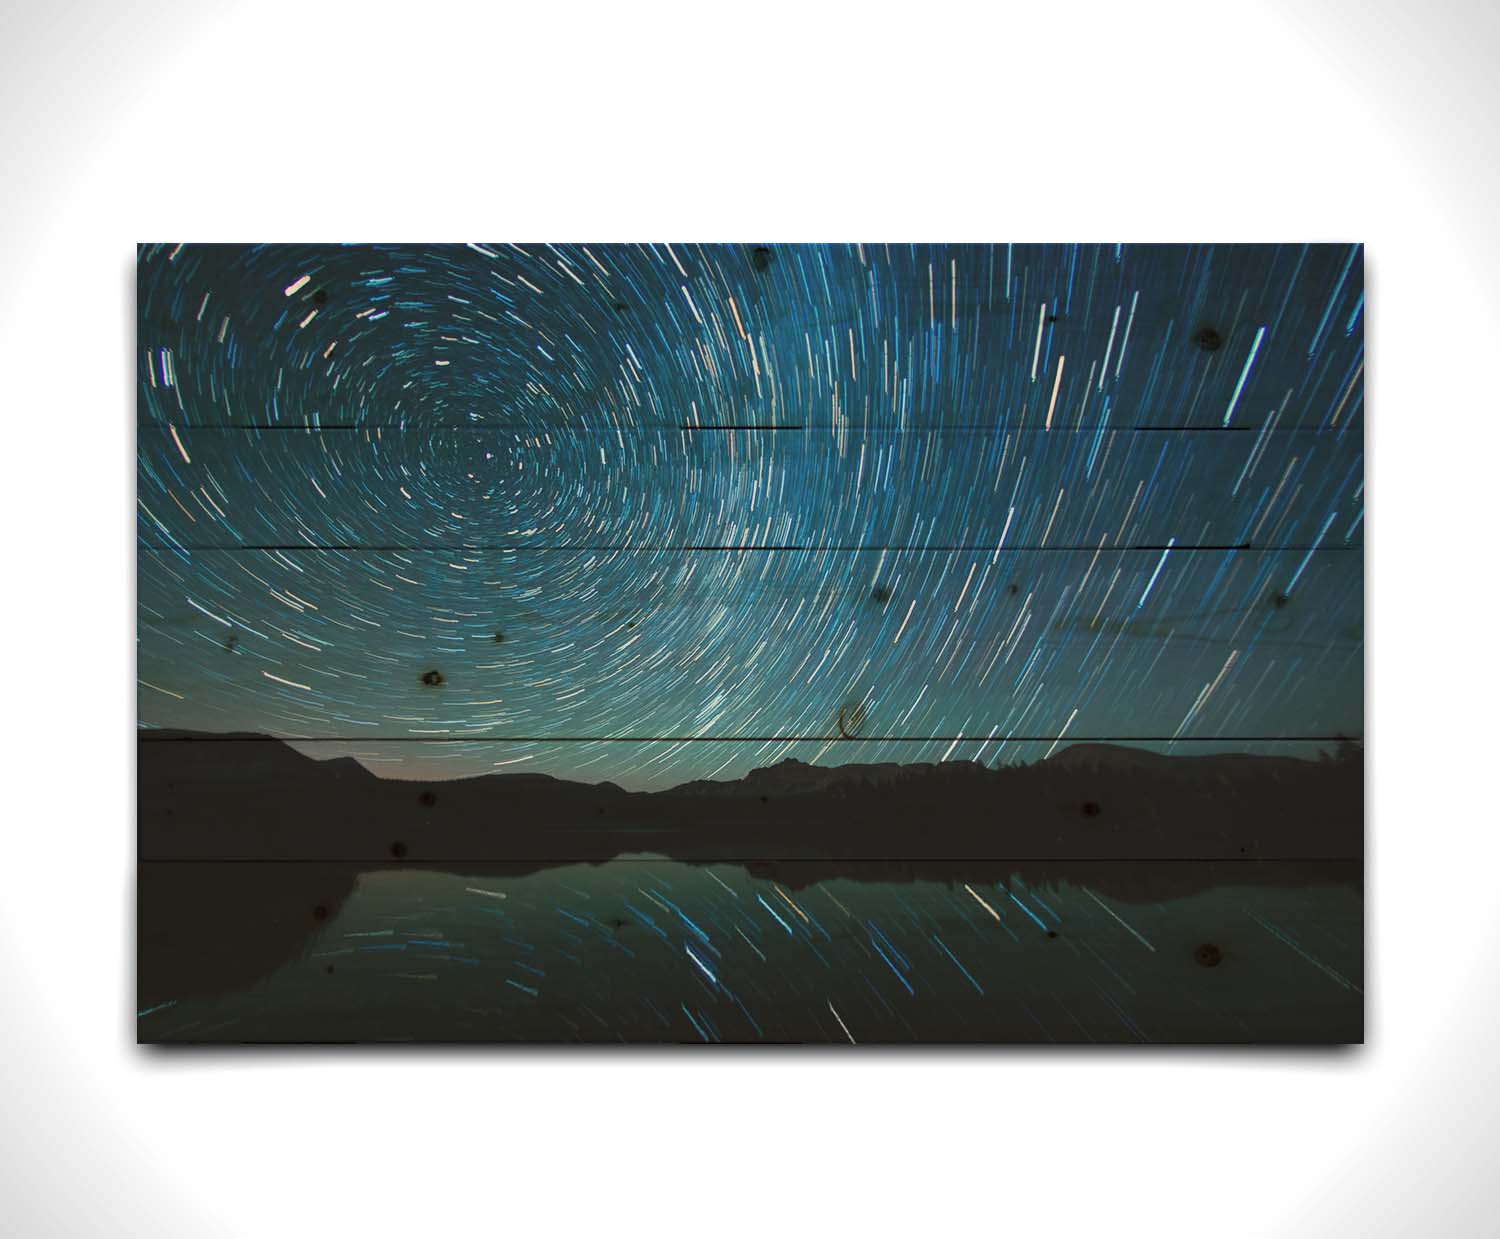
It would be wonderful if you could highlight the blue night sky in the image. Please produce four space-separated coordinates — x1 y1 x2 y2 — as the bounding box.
137 243 1363 788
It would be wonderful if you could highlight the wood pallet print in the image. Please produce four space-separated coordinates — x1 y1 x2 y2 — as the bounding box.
136 242 1364 1044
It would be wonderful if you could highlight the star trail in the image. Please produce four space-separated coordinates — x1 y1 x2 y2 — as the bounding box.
137 243 1363 789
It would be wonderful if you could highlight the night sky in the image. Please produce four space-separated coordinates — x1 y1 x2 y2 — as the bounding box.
137 243 1363 789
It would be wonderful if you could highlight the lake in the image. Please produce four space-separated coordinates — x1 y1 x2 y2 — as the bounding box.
138 857 1362 1043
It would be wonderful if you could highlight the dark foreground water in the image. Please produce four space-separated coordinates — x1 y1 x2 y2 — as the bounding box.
139 858 1362 1044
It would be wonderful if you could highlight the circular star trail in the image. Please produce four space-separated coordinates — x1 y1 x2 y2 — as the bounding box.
137 243 1363 788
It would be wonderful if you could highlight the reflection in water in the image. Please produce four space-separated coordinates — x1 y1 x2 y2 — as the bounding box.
140 858 1361 1043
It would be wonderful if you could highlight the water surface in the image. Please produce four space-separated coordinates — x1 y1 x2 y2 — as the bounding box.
140 858 1362 1043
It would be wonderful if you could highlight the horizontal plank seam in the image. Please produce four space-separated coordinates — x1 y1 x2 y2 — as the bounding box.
136 856 1364 864
139 543 1361 553
137 423 1313 434
137 734 1359 743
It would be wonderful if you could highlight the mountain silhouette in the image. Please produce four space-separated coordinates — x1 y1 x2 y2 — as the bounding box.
139 730 1361 864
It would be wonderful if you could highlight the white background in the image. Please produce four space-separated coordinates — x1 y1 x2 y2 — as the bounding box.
1 1 1495 1234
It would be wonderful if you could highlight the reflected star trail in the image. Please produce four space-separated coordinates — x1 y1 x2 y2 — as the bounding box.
137 243 1363 788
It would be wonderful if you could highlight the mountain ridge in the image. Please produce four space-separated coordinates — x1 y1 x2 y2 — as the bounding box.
138 728 1327 796
138 729 1360 865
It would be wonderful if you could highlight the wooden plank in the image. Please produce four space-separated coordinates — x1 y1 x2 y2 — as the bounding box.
138 547 1360 743
139 243 1362 432
137 424 1361 552
138 733 1362 863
